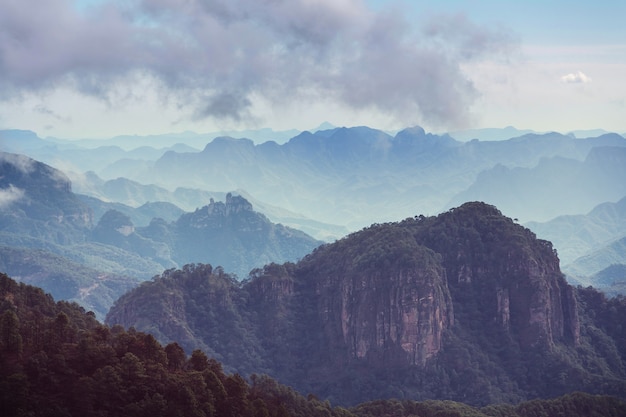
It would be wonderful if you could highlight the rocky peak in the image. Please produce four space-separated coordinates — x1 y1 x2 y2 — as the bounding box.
95 209 135 236
179 193 256 230
207 192 253 216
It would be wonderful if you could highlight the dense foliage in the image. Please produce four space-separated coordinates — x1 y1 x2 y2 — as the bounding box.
2 273 625 417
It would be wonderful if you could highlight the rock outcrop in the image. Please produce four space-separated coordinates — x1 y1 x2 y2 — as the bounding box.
298 227 454 367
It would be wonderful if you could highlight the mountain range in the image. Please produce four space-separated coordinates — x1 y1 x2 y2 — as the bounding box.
2 123 626 307
2 124 626 411
4 127 626 229
0 152 321 318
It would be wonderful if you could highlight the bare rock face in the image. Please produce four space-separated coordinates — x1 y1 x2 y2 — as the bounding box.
299 226 454 368
505 256 580 349
333 267 452 366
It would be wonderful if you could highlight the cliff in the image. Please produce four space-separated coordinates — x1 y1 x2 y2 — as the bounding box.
296 226 454 368
411 202 580 349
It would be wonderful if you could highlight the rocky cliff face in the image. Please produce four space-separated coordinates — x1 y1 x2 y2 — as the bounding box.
298 228 454 368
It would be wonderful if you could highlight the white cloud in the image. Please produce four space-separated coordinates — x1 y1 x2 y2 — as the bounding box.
0 185 25 208
560 71 592 84
0 153 35 174
0 0 517 131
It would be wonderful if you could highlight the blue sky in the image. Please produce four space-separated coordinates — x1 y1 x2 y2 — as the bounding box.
0 0 624 139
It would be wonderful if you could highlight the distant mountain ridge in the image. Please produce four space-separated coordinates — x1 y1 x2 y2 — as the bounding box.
71 171 346 240
4 127 626 230
527 196 626 265
0 152 321 317
447 144 626 221
143 128 626 228
525 196 626 292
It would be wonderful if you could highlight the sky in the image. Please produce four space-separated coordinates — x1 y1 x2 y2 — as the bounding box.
0 0 625 139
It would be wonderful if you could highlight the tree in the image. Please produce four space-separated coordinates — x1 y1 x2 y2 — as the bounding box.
0 310 23 356
189 349 209 372
165 342 187 371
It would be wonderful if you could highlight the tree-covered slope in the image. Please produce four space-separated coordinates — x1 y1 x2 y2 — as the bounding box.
107 202 626 406
2 273 625 417
0 246 139 320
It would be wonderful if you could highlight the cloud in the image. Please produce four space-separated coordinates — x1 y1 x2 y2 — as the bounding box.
0 185 25 209
560 71 592 84
0 0 517 128
0 152 35 174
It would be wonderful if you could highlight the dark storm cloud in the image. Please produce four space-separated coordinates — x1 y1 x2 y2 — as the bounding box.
0 0 517 127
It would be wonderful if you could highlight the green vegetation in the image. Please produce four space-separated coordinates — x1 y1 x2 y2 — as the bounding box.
0 245 139 320
2 273 625 417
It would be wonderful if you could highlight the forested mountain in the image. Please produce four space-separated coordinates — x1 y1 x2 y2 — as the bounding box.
0 246 138 317
106 202 626 406
3 273 625 417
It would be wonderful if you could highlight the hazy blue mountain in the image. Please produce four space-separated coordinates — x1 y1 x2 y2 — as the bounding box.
72 171 343 240
6 127 626 230
92 209 176 270
447 145 626 222
0 129 50 151
567 128 615 138
447 126 537 141
46 127 301 149
565 236 626 284
0 152 93 244
0 152 321 315
70 170 223 211
1 129 200 176
141 128 626 228
526 196 626 265
590 264 626 297
139 193 322 278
